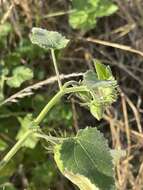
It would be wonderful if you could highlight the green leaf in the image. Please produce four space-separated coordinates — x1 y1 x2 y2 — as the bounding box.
69 10 97 30
30 27 69 50
89 0 100 7
16 114 38 149
69 0 118 31
90 101 104 121
6 66 33 88
95 3 118 17
72 0 89 9
80 62 118 120
83 70 116 89
94 60 113 80
54 127 115 190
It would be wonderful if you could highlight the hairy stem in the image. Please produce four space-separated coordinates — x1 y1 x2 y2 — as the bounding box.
51 49 62 89
34 86 87 125
0 85 87 170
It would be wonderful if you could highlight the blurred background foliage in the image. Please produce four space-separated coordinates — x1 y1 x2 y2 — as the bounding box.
0 0 143 190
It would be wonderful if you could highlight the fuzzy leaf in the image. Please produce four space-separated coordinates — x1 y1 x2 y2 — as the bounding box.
83 70 116 89
90 102 104 121
81 62 118 120
94 60 113 80
30 27 69 50
7 66 33 88
54 127 115 190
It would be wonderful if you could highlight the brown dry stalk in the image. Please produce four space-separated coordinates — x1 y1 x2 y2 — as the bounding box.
134 161 143 189
125 95 142 133
121 92 131 153
0 3 14 24
83 37 143 57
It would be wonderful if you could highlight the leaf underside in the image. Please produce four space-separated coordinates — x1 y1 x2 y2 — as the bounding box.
54 127 115 190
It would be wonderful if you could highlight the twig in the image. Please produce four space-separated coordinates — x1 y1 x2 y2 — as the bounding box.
1 2 14 24
125 95 142 133
81 37 143 57
0 72 84 106
43 9 75 18
120 91 131 153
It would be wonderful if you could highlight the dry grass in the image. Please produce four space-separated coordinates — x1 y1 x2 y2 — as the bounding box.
104 90 143 190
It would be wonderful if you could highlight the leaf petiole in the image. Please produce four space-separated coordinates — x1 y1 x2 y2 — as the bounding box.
50 49 62 90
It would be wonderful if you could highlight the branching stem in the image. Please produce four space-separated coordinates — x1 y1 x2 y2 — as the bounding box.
0 85 87 170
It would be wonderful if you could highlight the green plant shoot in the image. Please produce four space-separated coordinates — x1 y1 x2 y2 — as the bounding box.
0 28 121 190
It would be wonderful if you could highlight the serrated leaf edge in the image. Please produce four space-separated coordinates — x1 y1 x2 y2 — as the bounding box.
54 143 99 190
76 127 114 176
54 127 115 190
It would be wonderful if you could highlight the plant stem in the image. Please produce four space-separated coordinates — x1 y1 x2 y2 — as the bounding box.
34 86 87 125
0 129 34 170
35 133 66 144
51 49 62 89
0 85 87 170
34 89 64 125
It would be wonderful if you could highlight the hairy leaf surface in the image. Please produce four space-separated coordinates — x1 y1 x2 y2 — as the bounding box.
30 28 69 50
54 127 115 190
77 61 118 120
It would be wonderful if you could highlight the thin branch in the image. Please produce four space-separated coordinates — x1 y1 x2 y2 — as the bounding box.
0 72 84 106
81 37 143 57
